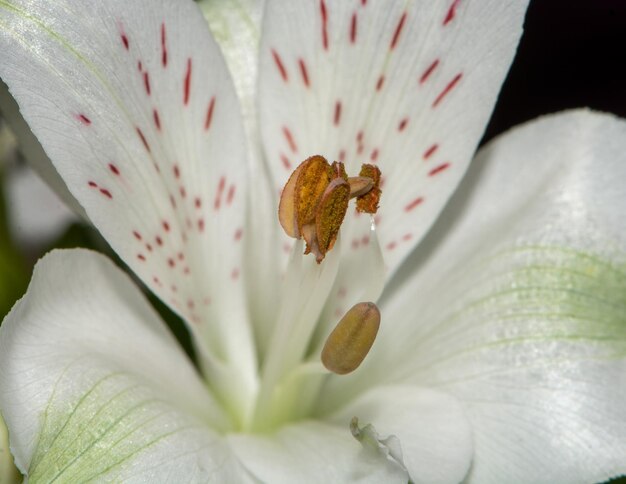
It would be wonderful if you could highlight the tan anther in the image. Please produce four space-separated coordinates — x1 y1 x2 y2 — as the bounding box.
356 164 382 214
321 302 380 375
279 156 383 261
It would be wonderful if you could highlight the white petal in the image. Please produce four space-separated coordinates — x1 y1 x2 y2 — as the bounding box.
0 0 257 383
0 249 246 481
0 79 86 219
347 110 626 482
327 385 473 484
228 420 408 483
258 0 529 278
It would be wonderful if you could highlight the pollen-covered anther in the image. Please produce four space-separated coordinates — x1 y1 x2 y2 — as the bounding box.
279 156 382 262
356 164 382 214
321 302 380 375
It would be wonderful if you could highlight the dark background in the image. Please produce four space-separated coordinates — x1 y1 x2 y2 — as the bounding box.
483 0 626 145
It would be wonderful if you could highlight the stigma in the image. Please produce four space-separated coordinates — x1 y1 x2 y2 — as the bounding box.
278 155 382 262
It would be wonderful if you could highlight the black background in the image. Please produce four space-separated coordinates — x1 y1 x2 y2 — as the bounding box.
483 0 626 145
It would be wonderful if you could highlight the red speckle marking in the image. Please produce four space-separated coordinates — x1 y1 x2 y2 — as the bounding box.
231 268 240 281
198 219 205 232
108 163 120 176
420 59 439 84
361 235 370 245
356 131 364 143
88 181 97 188
100 188 112 199
433 72 463 107
386 241 397 251
153 109 161 130
320 0 329 50
298 59 310 87
398 118 409 132
162 220 170 232
227 185 236 205
183 58 192 105
156 236 163 246
234 228 243 241
404 197 424 212
370 148 379 162
339 149 346 162
183 266 191 275
423 143 439 159
77 114 91 125
170 193 177 208
161 22 168 67
271 49 288 82
137 60 143 72
187 299 195 310
133 230 142 241
280 153 292 170
146 243 153 252
204 96 216 131
376 75 385 91
444 0 461 26
136 127 150 152
137 254 146 261
333 101 342 126
168 258 175 268
390 12 407 50
338 287 347 298
402 233 413 241
120 33 129 50
350 12 357 43
143 72 151 95
362 0 367 5
428 162 451 176
173 164 180 179
153 276 161 286
179 186 187 198
214 176 226 210
351 239 360 250
177 252 184 261
283 126 298 153
194 197 202 209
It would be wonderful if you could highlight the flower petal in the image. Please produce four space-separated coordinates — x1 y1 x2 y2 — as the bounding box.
327 385 473 484
258 0 529 277
333 110 626 482
0 0 256 379
228 420 408 483
0 249 248 481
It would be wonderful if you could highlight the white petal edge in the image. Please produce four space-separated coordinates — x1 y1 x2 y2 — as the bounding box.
327 385 473 484
228 420 408 483
325 110 626 482
0 0 258 399
0 249 249 481
258 0 529 278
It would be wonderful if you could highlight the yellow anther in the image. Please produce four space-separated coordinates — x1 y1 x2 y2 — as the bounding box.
321 302 380 375
356 164 381 214
279 156 382 262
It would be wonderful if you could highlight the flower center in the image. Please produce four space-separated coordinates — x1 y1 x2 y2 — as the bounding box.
244 156 383 432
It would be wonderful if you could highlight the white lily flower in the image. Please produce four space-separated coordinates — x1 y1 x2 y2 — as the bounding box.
1 0 625 482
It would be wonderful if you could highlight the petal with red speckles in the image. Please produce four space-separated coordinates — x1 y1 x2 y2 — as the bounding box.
0 0 256 390
258 0 529 279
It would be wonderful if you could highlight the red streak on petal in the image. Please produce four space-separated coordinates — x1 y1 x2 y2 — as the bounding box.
271 49 288 82
443 0 461 26
194 197 202 209
298 59 310 87
433 73 462 108
420 59 439 84
402 233 413 241
214 176 226 210
153 109 161 130
404 197 424 212
100 188 112 199
77 114 91 125
162 220 170 232
386 241 397 251
143 71 151 95
136 127 150 152
156 236 163 246
320 0 329 50
121 33 129 50
204 96 216 131
161 22 168 67
428 162 450 176
198 218 205 232
398 118 409 132
234 228 243 241
108 163 120 175
227 185 236 205
88 181 97 188
423 143 439 159
281 153 292 170
350 12 357 43
231 268 240 281
333 100 342 126
173 164 180 179
183 58 192 105
283 126 298 153
370 148 379 162
132 230 142 241
137 254 146 261
376 75 385 91
390 12 407 50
